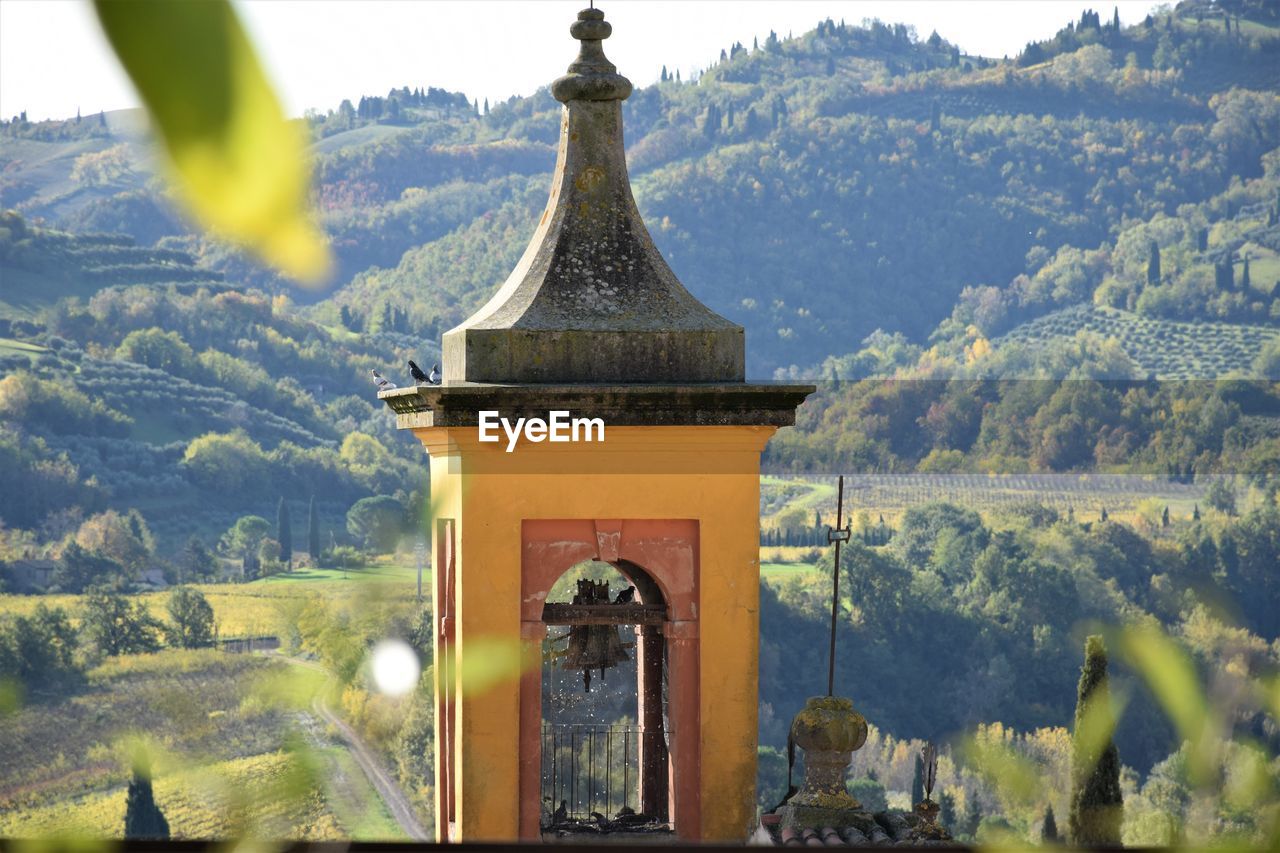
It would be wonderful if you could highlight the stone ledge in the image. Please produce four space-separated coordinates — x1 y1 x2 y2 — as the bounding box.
378 382 815 429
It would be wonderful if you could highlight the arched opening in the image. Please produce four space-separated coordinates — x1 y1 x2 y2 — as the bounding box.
519 518 699 841
539 558 671 838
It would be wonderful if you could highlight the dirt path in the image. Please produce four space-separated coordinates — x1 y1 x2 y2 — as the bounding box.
280 655 430 841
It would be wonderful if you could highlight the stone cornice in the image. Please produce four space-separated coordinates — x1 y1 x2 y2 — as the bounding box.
379 382 814 430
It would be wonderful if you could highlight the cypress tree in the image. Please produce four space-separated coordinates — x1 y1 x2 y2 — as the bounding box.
703 103 719 139
1069 636 1123 846
1241 255 1251 291
1147 240 1161 285
308 496 320 562
938 791 956 829
911 755 925 805
124 760 170 839
1042 805 1059 842
1193 503 1200 521
277 497 293 569
1162 505 1170 528
1100 507 1109 522
961 797 982 838
1216 261 1233 290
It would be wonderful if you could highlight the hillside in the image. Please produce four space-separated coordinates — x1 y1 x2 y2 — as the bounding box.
996 303 1280 378
3 7 1280 845
1 3 1279 560
2 5 1277 377
0 213 425 555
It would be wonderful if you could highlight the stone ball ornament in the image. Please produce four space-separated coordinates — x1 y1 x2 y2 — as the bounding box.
790 695 869 754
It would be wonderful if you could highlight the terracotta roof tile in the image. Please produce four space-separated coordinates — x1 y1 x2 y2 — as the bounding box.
757 808 954 848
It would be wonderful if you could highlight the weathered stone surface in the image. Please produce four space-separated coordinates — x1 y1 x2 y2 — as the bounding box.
779 696 869 830
442 7 743 384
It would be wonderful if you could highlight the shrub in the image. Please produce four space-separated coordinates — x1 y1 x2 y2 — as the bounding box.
82 591 163 656
182 431 269 495
166 587 216 648
346 496 406 554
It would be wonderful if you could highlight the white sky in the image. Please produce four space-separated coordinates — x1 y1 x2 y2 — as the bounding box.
1 0 1166 122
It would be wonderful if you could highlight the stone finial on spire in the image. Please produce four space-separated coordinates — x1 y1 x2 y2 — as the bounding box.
552 8 633 102
440 2 742 384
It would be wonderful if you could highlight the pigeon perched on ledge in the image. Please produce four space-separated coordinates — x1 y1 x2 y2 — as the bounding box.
613 586 636 604
408 360 428 384
429 363 441 385
370 369 396 391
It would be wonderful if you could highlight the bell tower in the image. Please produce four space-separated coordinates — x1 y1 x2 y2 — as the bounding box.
381 7 812 842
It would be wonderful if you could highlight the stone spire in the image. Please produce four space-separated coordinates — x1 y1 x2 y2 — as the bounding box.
441 7 744 385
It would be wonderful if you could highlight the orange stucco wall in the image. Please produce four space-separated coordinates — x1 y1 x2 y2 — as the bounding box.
413 425 773 843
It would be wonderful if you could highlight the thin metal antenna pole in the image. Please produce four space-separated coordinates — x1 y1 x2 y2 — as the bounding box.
826 475 847 697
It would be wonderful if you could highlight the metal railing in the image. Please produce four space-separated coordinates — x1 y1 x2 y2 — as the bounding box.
541 722 651 825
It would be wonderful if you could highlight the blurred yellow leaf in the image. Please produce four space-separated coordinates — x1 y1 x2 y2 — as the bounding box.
93 0 331 283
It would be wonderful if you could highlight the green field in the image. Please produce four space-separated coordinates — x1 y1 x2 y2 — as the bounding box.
0 564 426 640
0 640 408 841
760 562 822 585
254 564 420 586
761 473 1230 530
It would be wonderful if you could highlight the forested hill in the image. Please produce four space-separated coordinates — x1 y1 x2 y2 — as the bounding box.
2 1 1278 378
0 211 421 555
2 2 1280 561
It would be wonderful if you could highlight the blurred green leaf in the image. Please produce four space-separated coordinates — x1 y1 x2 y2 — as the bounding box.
956 733 1043 810
1261 673 1280 723
439 635 532 695
1119 624 1216 786
8 838 115 853
249 660 328 711
1073 679 1129 779
93 0 331 282
1222 740 1273 814
0 676 23 715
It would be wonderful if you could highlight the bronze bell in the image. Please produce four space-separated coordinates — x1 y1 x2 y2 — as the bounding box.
560 579 630 692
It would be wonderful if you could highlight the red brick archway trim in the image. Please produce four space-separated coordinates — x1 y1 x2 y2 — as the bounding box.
519 519 701 841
